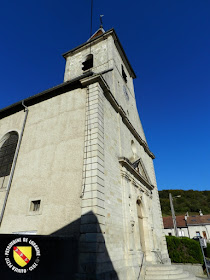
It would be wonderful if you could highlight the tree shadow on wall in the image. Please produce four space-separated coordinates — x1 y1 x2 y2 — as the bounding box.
51 211 119 280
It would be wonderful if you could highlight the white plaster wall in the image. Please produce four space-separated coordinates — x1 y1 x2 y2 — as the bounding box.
163 228 189 237
188 225 210 240
164 228 175 236
0 88 86 235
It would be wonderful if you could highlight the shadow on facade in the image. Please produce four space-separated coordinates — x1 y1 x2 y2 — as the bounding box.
0 211 118 280
51 211 119 280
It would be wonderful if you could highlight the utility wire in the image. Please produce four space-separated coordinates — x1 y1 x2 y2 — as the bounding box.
90 0 93 38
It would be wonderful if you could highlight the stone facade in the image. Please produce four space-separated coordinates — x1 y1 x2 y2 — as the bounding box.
0 28 170 279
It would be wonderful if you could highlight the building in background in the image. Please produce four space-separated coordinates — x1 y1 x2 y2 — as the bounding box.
163 213 210 241
163 215 188 237
187 214 210 240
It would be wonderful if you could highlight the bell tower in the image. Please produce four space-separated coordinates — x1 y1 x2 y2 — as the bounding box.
63 28 147 143
63 28 170 279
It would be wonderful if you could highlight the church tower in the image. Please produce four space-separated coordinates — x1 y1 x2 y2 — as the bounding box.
63 28 170 278
0 28 177 279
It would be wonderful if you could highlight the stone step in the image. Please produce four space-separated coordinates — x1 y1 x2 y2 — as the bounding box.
145 265 196 280
145 271 190 280
145 277 195 280
147 265 181 271
146 268 184 275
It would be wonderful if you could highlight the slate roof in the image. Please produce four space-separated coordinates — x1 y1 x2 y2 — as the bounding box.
163 215 187 228
187 214 210 225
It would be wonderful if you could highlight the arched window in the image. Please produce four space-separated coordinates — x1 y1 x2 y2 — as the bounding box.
0 132 18 181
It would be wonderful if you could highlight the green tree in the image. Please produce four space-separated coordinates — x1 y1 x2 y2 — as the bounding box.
159 190 210 216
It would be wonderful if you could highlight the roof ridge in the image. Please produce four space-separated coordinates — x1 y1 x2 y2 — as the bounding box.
87 27 105 42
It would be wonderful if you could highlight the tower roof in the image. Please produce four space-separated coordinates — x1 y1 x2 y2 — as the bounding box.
87 27 105 41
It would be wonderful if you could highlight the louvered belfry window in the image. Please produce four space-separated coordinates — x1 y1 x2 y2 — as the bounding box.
0 132 18 178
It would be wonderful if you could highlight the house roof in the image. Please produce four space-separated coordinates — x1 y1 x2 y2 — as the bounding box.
163 214 210 229
187 214 210 225
163 216 187 228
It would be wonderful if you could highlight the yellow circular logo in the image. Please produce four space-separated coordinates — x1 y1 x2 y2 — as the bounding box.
5 237 41 273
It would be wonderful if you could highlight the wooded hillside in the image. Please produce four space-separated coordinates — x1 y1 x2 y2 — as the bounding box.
159 189 210 217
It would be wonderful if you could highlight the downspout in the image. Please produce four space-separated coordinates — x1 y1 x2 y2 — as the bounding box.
0 101 29 226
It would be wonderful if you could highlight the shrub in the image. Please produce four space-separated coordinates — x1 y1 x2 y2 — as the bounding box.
166 236 203 264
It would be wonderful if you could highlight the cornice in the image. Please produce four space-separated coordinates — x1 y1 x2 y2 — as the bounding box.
80 74 155 160
118 157 154 191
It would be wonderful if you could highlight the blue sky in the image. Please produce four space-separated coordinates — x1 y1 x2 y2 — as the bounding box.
0 0 209 191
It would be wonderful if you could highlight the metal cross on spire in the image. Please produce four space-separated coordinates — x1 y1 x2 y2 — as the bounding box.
100 15 104 28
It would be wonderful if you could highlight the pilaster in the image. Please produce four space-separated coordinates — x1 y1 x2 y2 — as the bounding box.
77 82 107 278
